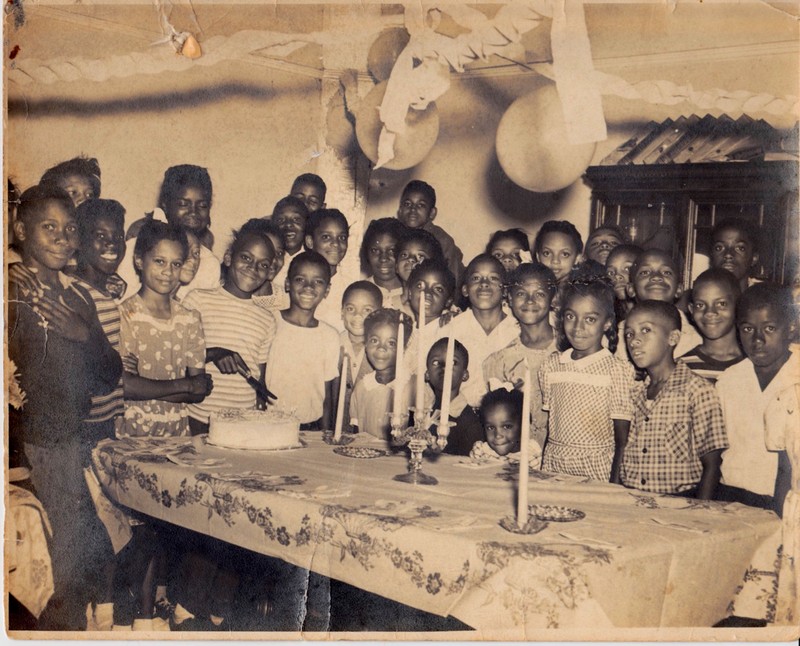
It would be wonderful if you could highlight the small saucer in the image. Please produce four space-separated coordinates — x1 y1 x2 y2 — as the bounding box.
322 431 356 446
499 515 548 535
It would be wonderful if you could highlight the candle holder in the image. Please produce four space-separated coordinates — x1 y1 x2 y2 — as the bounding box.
322 430 356 446
498 514 548 535
390 408 443 485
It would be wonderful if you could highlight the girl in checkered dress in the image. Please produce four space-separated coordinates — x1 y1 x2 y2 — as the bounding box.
538 276 635 481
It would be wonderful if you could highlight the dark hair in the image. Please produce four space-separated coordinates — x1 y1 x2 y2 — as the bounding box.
711 218 759 253
360 217 406 276
239 217 283 248
737 282 795 326
157 164 212 208
342 280 383 307
558 276 618 352
76 198 126 246
287 249 331 283
272 195 309 220
363 307 412 347
396 227 445 264
221 222 276 283
401 180 436 208
479 388 524 425
427 336 469 368
133 220 189 278
465 253 505 278
305 208 349 240
628 299 682 332
407 258 456 298
691 268 742 300
533 220 583 255
629 247 682 284
40 156 101 197
291 173 327 201
586 224 626 244
16 184 74 226
486 228 530 254
505 262 557 296
606 243 643 266
569 259 607 282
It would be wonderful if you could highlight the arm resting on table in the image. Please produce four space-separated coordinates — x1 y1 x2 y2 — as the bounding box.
696 449 723 500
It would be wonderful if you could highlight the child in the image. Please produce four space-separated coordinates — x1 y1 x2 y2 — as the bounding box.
625 248 701 359
119 220 212 437
605 243 642 319
539 276 634 481
174 230 202 301
40 155 101 207
183 226 277 434
533 220 583 287
395 227 446 310
620 300 728 497
485 228 532 273
340 280 383 385
360 217 405 309
709 218 759 293
272 195 309 291
396 180 464 286
266 251 341 429
240 217 290 310
425 337 483 456
469 388 542 466
584 225 625 265
349 309 414 441
290 172 327 214
681 268 744 382
437 254 519 407
716 283 799 511
483 263 558 450
8 184 121 629
303 207 350 332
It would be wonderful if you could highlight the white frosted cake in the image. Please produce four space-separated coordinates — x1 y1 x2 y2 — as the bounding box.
207 408 301 450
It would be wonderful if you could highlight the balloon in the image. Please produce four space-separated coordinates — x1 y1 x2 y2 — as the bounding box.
496 81 597 193
367 28 411 82
355 81 439 171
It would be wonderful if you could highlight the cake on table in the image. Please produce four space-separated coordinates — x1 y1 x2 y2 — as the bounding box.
207 408 301 450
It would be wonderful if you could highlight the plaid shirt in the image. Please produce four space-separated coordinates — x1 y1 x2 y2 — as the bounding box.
622 362 728 494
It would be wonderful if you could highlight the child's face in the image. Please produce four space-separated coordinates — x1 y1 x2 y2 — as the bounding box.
265 232 285 281
364 322 399 373
366 233 398 283
397 190 436 229
628 250 682 303
305 217 348 268
179 232 201 285
341 289 380 338
408 269 452 322
286 261 330 311
536 232 579 283
426 344 468 397
16 199 79 273
58 174 96 207
689 280 737 341
136 239 185 296
162 185 211 236
490 236 525 273
711 227 755 282
395 241 433 283
563 295 612 357
224 234 274 298
274 205 307 255
462 259 504 311
81 215 125 278
606 249 637 301
624 310 678 370
291 181 324 213
483 403 521 457
507 277 552 326
585 228 623 265
737 305 794 372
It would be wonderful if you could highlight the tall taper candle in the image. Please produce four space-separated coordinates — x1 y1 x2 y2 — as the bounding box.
333 352 348 441
438 335 455 438
392 321 405 428
415 289 426 415
517 360 532 527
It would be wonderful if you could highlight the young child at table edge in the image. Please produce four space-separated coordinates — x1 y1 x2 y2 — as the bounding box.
619 300 727 498
266 250 340 430
183 223 278 435
470 388 542 467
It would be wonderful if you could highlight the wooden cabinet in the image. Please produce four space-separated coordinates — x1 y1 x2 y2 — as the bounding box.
583 161 798 289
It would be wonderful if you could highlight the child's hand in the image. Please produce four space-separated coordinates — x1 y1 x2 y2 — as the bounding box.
437 305 461 328
122 353 140 375
209 348 250 375
186 372 213 396
34 295 91 343
8 263 42 298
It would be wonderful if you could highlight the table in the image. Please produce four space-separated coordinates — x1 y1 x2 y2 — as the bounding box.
91 433 781 635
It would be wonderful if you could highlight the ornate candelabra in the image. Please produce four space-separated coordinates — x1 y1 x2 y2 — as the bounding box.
389 408 452 485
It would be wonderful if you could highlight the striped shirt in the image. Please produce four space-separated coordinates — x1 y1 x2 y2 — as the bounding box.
678 346 744 384
183 287 276 421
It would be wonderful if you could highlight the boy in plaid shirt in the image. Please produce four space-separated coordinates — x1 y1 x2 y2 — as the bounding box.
620 300 728 498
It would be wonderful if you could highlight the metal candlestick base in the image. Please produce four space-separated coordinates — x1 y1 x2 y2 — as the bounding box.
390 409 444 486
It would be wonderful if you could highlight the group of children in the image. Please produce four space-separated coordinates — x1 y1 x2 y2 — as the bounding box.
7 156 799 630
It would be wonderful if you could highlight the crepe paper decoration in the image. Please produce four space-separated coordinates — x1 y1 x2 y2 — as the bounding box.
496 80 597 192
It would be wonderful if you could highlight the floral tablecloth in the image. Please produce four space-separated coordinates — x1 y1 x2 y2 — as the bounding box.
91 433 781 634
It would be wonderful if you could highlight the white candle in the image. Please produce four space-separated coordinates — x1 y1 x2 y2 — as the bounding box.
392 321 405 428
438 335 455 438
517 360 531 527
333 352 348 441
415 289 426 415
